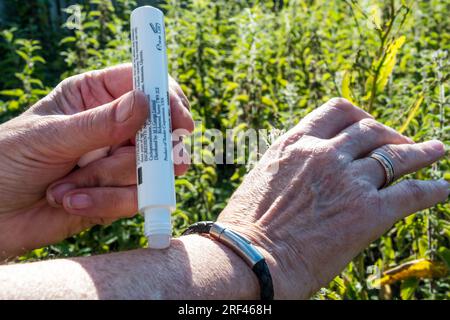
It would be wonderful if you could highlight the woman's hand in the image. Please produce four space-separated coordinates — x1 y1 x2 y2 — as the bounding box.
218 98 449 299
0 64 194 260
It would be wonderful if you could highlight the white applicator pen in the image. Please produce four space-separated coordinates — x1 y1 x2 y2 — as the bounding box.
131 6 175 249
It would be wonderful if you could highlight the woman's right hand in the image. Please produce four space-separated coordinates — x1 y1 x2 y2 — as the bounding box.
218 98 449 299
0 64 194 260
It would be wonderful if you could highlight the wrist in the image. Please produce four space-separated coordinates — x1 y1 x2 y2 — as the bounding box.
178 234 260 299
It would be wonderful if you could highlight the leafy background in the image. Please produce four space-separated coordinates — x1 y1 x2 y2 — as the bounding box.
0 0 449 299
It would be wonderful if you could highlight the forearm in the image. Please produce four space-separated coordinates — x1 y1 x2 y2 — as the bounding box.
0 235 259 299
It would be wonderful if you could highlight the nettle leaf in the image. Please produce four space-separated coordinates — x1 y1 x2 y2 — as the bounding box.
184 48 197 59
7 100 19 111
400 278 419 300
87 49 102 58
88 10 102 17
444 172 450 180
0 89 24 97
106 23 117 34
59 36 77 45
1 29 14 43
15 50 29 61
441 221 450 241
261 96 276 109
235 94 249 102
204 47 219 57
332 276 346 296
29 78 44 88
224 81 239 93
173 209 191 224
32 56 46 64
83 21 99 30
31 89 50 96
418 237 428 257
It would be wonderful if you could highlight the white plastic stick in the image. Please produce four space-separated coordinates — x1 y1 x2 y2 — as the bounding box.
131 6 175 249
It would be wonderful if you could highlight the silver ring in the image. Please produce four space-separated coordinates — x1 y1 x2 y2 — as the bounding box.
369 151 395 188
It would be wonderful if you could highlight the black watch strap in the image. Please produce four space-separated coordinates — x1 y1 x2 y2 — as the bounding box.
182 221 274 300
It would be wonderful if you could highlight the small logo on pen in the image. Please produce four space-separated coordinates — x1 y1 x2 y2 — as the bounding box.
150 23 163 51
150 23 161 34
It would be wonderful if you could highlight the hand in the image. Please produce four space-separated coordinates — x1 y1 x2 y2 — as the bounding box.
217 98 449 299
0 64 194 260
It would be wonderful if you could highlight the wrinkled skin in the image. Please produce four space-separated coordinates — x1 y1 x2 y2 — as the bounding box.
218 98 448 299
0 64 194 259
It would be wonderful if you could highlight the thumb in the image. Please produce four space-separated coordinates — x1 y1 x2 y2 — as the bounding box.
52 90 148 158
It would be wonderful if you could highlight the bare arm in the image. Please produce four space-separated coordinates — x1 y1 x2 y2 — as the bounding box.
0 97 446 300
0 235 273 299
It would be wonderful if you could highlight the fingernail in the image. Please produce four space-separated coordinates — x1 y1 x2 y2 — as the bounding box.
115 91 135 122
50 183 76 205
427 140 445 153
66 194 93 209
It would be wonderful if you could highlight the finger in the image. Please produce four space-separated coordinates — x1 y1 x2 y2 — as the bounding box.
47 146 136 206
50 90 148 158
293 98 373 139
170 91 195 133
354 140 446 188
106 81 194 149
98 65 191 110
88 63 134 103
109 140 132 155
62 186 138 219
77 81 190 167
47 144 191 206
48 64 192 114
380 179 449 226
111 140 189 176
77 146 111 167
79 66 194 133
48 64 134 114
169 76 190 110
173 140 190 176
332 118 413 159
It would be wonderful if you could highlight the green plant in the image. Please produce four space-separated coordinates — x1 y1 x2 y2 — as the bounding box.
0 29 49 122
0 0 449 300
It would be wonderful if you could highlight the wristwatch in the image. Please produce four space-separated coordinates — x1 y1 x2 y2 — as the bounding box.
182 221 274 300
